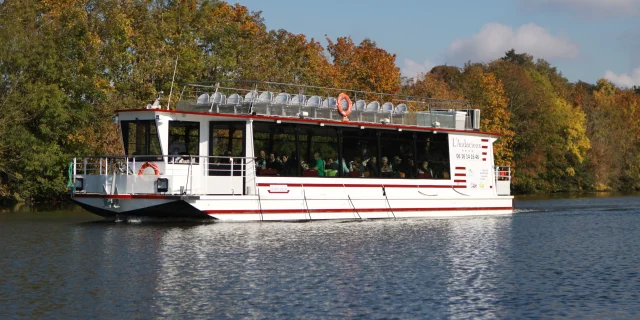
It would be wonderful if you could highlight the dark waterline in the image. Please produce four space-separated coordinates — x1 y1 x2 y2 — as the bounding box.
2 195 640 319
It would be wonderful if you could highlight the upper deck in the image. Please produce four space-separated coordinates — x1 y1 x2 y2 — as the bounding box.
166 80 481 132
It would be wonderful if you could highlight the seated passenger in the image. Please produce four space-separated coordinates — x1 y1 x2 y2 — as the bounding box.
349 157 364 174
281 155 293 175
300 158 309 171
326 158 339 171
366 156 379 177
256 150 267 170
419 160 434 178
266 153 283 171
405 159 417 178
380 157 393 173
310 152 325 177
171 147 182 163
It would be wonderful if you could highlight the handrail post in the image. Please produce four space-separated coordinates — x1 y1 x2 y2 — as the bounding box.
230 157 234 195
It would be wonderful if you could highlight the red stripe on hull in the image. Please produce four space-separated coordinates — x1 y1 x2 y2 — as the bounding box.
205 207 514 215
256 183 466 188
73 194 167 200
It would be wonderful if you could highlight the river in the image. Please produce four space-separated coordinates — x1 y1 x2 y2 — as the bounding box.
2 195 640 319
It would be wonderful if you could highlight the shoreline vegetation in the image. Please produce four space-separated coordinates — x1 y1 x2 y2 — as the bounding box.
1 1 640 203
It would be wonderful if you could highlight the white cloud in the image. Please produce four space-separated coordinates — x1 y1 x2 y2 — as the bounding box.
604 67 640 87
524 0 640 16
401 58 435 79
446 23 579 64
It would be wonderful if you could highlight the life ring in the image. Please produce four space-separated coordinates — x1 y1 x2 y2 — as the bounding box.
336 93 352 120
138 162 160 175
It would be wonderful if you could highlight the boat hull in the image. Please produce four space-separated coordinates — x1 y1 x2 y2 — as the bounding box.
72 194 513 222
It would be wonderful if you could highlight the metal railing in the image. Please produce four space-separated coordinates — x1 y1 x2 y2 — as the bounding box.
494 166 511 181
174 81 480 131
71 155 257 196
72 155 253 176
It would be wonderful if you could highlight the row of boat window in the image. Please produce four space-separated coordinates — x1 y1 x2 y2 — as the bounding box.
121 120 451 179
196 91 409 114
251 122 450 179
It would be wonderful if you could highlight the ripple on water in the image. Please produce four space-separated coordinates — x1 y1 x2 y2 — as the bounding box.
2 201 640 318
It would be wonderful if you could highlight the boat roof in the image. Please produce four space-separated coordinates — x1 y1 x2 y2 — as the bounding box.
120 80 500 137
117 108 501 137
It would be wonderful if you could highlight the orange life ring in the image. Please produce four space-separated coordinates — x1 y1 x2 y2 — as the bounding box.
138 162 160 175
336 93 352 119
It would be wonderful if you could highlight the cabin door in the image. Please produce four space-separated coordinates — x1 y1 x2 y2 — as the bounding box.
207 121 246 195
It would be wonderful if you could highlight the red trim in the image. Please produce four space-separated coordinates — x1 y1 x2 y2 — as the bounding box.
73 194 168 199
481 139 489 142
454 173 466 177
205 206 513 215
482 152 487 155
256 182 466 189
116 109 502 137
267 190 290 194
483 158 486 161
454 180 466 183
482 146 488 149
455 167 465 170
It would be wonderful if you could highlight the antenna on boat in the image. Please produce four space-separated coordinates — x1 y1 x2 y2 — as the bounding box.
166 56 179 110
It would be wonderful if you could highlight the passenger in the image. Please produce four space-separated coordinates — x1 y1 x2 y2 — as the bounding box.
223 150 234 164
380 156 393 173
256 150 267 170
341 158 350 174
327 158 339 171
310 152 325 177
366 156 379 177
325 158 338 177
266 153 282 171
282 154 296 176
350 157 364 174
419 160 434 178
405 159 417 178
171 147 182 163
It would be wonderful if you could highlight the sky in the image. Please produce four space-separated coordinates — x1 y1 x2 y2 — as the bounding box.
233 0 640 87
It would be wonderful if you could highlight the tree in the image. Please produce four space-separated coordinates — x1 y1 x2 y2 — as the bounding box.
326 37 400 94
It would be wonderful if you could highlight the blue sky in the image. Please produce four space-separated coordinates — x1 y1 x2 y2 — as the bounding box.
234 0 640 87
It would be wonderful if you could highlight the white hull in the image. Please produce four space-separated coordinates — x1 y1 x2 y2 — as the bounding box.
73 182 513 221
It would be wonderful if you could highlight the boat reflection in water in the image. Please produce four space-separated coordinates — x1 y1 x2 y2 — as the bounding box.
71 217 512 318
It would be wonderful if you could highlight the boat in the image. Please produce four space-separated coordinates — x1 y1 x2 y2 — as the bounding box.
70 80 513 221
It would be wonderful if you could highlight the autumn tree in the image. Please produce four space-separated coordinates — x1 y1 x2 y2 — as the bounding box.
326 37 400 94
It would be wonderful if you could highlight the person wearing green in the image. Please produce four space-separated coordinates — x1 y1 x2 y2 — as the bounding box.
312 152 325 177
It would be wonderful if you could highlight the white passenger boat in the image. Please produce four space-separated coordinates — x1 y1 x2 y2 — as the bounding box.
70 81 513 221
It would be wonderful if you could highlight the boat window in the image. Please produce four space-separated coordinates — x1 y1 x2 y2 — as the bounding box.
342 129 378 178
208 122 246 177
253 122 339 177
253 122 297 177
169 121 200 163
379 131 416 179
210 122 245 160
298 125 338 177
250 120 451 179
415 132 450 179
121 120 162 161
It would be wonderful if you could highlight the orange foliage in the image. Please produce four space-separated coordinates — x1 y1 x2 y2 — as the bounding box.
326 37 400 94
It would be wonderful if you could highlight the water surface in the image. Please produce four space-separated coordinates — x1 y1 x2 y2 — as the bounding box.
2 196 640 319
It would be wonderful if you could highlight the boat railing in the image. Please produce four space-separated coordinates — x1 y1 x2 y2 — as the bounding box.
495 166 511 196
71 155 257 195
174 81 480 131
